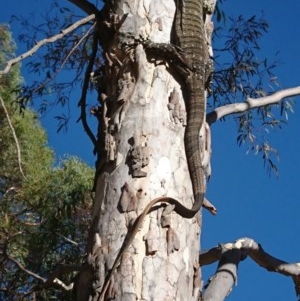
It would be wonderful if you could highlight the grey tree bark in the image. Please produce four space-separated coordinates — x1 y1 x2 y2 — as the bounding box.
73 0 215 300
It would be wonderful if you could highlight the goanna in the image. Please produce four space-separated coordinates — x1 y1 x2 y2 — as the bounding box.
136 0 207 214
173 0 207 214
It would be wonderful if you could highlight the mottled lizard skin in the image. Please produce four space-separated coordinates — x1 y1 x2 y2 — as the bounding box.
173 0 207 216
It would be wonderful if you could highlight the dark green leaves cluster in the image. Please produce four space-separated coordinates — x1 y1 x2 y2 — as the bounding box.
0 25 94 300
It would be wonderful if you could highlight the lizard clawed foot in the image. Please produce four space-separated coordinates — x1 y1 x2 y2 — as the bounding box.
122 35 151 50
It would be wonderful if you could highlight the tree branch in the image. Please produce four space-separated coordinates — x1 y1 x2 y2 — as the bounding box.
76 29 98 148
53 278 74 291
7 252 80 294
67 0 100 15
200 237 300 300
7 255 46 282
0 95 26 179
206 86 300 125
39 265 81 290
0 14 96 76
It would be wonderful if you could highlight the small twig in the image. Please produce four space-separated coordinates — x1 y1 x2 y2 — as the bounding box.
202 197 217 215
0 14 96 76
32 24 95 95
76 30 98 147
0 95 26 179
53 278 74 291
57 232 79 246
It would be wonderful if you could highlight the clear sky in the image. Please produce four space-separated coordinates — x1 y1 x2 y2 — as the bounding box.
1 1 300 300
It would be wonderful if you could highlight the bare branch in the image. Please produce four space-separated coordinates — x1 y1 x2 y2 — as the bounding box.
0 95 26 179
206 86 300 125
67 0 100 15
0 14 96 76
7 255 46 282
19 220 42 226
57 232 79 246
200 237 300 300
7 252 80 294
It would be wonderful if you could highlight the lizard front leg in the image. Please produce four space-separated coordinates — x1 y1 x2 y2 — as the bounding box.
130 37 194 77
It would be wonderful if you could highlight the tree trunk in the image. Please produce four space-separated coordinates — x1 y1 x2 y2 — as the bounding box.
74 0 214 300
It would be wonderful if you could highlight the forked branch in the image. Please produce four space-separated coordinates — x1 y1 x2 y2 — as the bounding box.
200 237 300 301
6 252 79 294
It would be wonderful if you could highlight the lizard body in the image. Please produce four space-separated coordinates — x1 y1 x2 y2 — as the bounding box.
174 0 207 217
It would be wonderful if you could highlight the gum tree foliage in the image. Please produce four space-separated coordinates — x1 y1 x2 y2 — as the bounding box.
11 1 290 173
0 25 94 300
210 14 293 175
1 0 297 299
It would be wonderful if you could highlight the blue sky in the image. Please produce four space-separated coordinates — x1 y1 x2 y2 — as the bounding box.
1 1 300 300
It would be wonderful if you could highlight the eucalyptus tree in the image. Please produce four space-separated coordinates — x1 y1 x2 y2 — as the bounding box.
1 1 300 300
